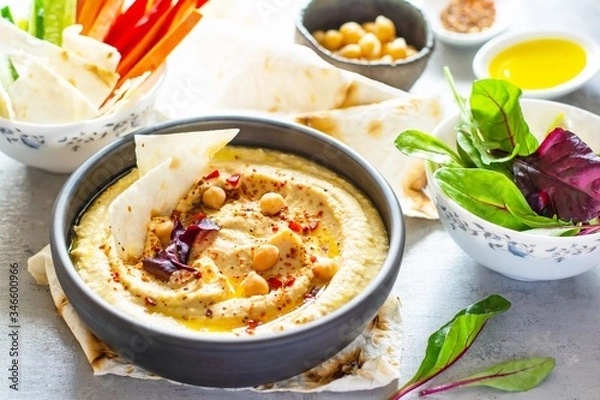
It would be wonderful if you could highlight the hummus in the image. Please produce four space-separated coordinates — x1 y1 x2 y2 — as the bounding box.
71 146 388 335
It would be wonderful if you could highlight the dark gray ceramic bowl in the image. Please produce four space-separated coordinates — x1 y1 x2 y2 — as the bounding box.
50 116 405 388
295 0 435 91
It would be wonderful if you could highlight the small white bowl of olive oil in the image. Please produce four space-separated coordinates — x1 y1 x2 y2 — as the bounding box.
473 30 600 99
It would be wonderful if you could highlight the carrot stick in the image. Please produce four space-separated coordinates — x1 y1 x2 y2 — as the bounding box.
77 0 105 34
117 10 202 86
169 0 196 32
87 0 125 41
116 2 174 76
77 0 87 21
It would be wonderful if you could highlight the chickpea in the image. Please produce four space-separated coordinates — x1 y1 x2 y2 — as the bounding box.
339 21 364 45
362 21 376 34
260 192 285 216
312 29 326 45
154 220 174 246
358 32 382 59
322 29 344 51
380 54 394 63
312 257 339 280
253 244 280 271
338 43 362 59
242 271 269 296
406 46 418 57
374 15 396 42
383 37 408 60
202 185 226 209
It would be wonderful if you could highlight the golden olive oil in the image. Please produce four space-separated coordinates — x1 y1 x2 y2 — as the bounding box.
488 38 587 90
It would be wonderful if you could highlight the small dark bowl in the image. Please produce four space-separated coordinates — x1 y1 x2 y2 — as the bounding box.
50 116 405 388
295 0 435 91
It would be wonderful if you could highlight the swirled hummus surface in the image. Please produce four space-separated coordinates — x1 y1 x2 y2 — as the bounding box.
71 146 388 336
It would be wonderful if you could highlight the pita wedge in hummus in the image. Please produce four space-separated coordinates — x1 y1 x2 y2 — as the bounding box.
70 129 389 336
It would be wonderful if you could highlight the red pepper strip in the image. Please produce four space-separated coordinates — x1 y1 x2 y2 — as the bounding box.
117 2 174 77
196 0 208 7
111 0 170 55
104 0 148 46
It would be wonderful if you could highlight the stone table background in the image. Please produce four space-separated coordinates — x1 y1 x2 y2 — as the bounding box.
1 0 600 399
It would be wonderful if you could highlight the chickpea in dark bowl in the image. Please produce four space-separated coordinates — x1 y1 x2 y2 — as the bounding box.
295 0 435 91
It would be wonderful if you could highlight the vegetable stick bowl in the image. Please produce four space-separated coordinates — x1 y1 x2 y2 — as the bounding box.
0 0 208 172
424 99 600 281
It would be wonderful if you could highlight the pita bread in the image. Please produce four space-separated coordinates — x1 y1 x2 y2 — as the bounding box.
295 97 441 219
0 84 14 119
8 53 99 124
28 245 402 391
99 72 151 115
0 17 118 107
62 25 121 73
160 17 440 218
109 129 239 260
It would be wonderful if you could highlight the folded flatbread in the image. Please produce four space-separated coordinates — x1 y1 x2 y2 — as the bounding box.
62 25 121 73
295 97 441 219
0 17 118 107
109 129 239 260
8 53 99 124
0 84 14 119
27 245 402 392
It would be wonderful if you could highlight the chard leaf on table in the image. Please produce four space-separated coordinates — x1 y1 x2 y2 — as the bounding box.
514 127 600 224
389 295 511 400
470 79 539 159
395 129 465 167
434 168 571 231
419 357 555 396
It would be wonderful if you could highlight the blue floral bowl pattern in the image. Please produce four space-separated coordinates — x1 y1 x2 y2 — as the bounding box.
0 65 164 174
426 99 600 281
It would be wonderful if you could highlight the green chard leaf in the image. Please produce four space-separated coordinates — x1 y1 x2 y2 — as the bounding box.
419 357 555 396
434 167 572 230
395 129 464 167
470 79 539 157
389 295 511 400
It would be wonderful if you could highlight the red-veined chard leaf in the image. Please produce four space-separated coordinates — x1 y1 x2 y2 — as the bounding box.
434 167 571 230
513 127 600 223
394 129 465 167
419 357 555 396
470 79 539 159
389 295 511 400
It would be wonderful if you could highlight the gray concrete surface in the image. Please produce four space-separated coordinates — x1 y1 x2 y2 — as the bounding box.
2 0 600 399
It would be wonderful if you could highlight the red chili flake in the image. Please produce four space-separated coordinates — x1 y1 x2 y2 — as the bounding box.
246 319 261 334
226 173 241 187
310 255 317 263
203 169 220 180
288 220 302 232
193 212 206 222
284 276 296 287
111 271 120 283
145 297 157 306
272 226 279 233
268 277 283 289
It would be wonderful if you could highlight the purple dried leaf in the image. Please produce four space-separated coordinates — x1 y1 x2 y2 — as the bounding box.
142 216 220 282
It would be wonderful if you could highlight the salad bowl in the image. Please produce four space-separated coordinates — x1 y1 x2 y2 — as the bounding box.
426 99 600 281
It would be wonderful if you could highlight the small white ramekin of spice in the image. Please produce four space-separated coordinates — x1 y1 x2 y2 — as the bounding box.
421 0 522 47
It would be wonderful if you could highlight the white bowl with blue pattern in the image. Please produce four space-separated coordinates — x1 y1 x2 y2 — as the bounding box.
426 99 600 281
0 65 165 174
